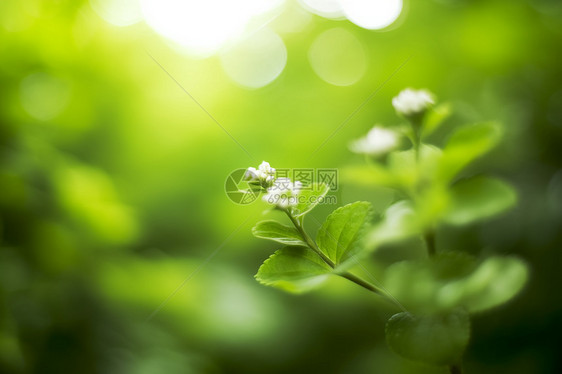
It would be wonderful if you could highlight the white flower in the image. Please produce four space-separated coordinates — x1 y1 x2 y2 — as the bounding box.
263 177 303 208
392 88 435 117
349 126 400 156
245 161 276 187
244 167 259 180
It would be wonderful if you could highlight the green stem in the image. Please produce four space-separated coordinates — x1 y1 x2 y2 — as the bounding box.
424 229 436 257
410 123 422 162
283 209 397 304
285 210 335 267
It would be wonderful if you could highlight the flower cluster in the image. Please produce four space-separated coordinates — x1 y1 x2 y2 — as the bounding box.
245 161 276 188
263 177 303 209
392 88 435 118
350 88 436 157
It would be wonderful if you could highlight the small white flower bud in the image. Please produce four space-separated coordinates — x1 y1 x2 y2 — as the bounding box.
263 178 302 208
392 88 435 118
245 161 276 188
349 126 400 156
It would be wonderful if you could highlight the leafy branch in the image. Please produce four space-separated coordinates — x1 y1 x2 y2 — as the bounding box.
237 89 529 373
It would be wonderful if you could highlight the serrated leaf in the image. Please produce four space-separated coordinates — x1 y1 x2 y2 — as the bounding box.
384 253 528 313
252 220 306 247
386 308 470 366
293 183 330 217
422 102 452 138
316 201 372 266
255 246 332 293
443 176 517 226
439 122 502 181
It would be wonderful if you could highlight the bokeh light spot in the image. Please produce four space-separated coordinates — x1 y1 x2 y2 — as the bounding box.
220 29 287 89
341 0 403 30
20 72 70 121
298 0 345 19
141 0 284 58
89 0 143 27
308 27 367 86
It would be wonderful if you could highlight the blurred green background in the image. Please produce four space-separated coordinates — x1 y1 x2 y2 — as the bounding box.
1 0 561 373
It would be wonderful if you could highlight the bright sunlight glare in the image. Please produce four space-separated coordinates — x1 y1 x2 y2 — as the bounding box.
298 0 345 19
90 0 143 27
220 28 287 89
340 0 403 30
140 0 284 57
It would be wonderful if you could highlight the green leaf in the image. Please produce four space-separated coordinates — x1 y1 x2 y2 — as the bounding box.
316 201 372 266
341 164 398 189
252 220 306 247
384 253 528 313
255 246 332 293
366 201 420 249
293 183 330 217
439 122 502 181
386 308 470 366
443 176 517 226
422 102 452 138
437 256 528 313
387 145 443 189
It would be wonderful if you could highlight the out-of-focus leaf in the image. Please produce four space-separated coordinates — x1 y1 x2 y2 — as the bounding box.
367 201 421 249
439 122 502 181
252 220 306 247
293 183 330 217
438 256 528 313
385 252 476 313
316 201 372 267
341 164 398 189
388 145 443 189
422 102 452 138
443 176 517 226
384 253 528 313
386 308 470 366
255 246 332 293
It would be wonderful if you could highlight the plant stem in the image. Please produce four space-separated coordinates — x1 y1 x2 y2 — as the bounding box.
424 229 436 257
410 124 422 162
283 209 398 304
449 364 462 374
284 210 335 267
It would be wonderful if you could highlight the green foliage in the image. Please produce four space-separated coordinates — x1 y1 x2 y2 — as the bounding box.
316 201 372 267
252 220 307 247
386 308 470 366
422 102 452 139
245 90 528 370
293 183 330 217
255 246 332 293
367 201 420 247
439 122 502 182
443 176 517 226
384 254 528 313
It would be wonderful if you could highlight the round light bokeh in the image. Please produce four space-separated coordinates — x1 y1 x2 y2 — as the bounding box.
308 27 367 86
141 0 284 58
89 0 143 27
340 0 403 30
273 1 312 34
220 29 287 89
298 0 345 19
20 73 70 121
